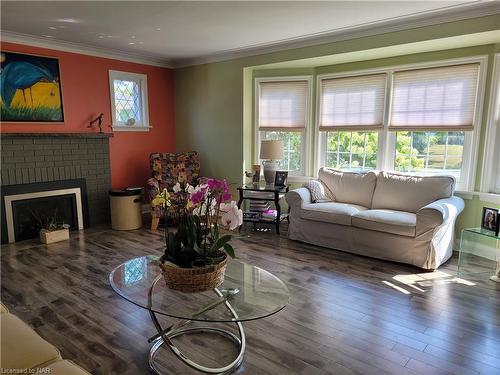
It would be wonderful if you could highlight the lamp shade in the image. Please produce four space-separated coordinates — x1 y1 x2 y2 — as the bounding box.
260 140 283 160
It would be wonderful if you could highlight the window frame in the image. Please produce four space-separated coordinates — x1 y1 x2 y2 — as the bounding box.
254 76 313 179
480 53 500 196
315 55 488 192
109 70 150 132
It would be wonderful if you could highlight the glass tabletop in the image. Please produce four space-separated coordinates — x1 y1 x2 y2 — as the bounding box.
109 255 289 323
239 184 288 192
462 227 500 240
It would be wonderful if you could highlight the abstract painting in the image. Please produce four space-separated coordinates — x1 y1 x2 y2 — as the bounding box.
1 51 64 122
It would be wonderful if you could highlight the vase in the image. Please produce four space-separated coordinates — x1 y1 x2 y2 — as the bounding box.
159 254 227 293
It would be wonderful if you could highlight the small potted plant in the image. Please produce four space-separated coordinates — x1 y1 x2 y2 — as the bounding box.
152 178 243 293
34 210 70 244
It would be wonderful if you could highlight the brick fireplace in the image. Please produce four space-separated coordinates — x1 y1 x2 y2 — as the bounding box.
1 133 112 243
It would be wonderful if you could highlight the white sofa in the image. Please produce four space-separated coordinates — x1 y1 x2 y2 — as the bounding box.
0 303 91 374
286 168 464 269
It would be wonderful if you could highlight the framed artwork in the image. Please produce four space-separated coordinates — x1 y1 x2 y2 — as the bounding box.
274 171 288 186
481 207 499 235
251 165 261 184
0 51 64 122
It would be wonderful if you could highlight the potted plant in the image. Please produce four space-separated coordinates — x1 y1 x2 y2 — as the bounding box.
34 210 70 244
152 178 243 292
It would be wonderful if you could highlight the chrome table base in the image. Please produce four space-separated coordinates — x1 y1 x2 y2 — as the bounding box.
147 280 246 374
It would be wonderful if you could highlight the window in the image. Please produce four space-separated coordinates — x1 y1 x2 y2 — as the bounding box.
318 73 386 174
394 131 465 182
321 131 378 171
109 70 150 131
256 78 311 175
261 131 302 172
316 58 485 190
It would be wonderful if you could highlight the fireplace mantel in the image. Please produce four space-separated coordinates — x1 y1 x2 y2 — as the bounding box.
1 133 113 138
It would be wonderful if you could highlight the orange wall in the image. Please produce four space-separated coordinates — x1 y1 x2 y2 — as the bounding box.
1 42 175 188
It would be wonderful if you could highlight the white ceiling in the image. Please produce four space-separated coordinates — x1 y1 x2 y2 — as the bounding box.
1 1 496 67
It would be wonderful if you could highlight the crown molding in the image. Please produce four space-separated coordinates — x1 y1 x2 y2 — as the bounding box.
2 2 499 70
173 1 500 68
1 31 173 68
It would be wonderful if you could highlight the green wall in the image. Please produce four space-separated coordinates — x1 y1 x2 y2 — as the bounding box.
174 14 500 234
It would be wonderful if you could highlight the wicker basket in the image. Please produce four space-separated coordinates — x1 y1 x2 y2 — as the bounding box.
159 256 227 293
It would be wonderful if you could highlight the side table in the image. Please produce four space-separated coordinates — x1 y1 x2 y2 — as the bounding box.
457 227 500 282
237 184 289 234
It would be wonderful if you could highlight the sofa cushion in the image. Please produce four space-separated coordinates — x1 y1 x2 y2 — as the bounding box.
371 172 455 213
318 168 377 208
0 314 61 370
352 209 416 237
301 202 368 226
45 360 92 375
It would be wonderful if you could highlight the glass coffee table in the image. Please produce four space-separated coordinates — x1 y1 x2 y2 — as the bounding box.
109 255 289 374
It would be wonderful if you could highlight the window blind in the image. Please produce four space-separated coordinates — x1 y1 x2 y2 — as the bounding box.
258 80 308 131
390 63 480 131
319 73 386 131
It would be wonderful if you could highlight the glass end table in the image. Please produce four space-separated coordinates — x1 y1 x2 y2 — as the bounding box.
109 255 289 374
458 227 500 282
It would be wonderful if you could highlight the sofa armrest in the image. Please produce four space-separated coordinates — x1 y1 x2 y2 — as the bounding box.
286 188 312 211
416 196 464 236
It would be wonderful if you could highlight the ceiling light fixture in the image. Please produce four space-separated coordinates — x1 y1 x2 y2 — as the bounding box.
48 26 57 30
56 18 81 24
128 42 135 45
42 35 55 38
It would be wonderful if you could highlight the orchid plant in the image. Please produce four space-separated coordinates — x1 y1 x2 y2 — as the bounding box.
152 178 243 268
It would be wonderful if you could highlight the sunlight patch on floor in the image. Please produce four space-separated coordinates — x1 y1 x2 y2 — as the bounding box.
390 271 476 292
381 280 411 295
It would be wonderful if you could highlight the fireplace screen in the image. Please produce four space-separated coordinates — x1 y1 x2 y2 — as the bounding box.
11 194 78 242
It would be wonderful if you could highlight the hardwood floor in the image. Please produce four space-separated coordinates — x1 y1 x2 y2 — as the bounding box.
1 223 499 375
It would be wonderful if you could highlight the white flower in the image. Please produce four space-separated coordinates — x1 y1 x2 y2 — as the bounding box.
220 201 243 230
193 199 217 216
173 182 181 193
185 184 195 194
193 205 202 216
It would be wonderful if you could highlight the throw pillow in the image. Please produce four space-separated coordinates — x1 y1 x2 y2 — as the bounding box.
303 180 333 203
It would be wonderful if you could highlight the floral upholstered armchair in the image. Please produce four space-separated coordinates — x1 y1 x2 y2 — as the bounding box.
147 151 201 230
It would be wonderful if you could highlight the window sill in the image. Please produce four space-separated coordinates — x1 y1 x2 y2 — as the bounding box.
112 125 151 132
455 191 500 204
287 175 314 184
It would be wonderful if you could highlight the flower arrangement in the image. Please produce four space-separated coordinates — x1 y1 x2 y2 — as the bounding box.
152 178 243 269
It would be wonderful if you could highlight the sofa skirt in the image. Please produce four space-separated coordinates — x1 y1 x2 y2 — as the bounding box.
287 216 453 270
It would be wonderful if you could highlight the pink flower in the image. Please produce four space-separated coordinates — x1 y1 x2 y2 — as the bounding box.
206 178 220 190
190 190 205 205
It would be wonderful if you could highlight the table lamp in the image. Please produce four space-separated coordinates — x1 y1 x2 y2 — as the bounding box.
260 140 284 184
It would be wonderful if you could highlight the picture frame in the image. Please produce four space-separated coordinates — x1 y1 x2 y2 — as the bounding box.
251 165 261 184
0 51 64 123
481 207 499 235
274 171 288 187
